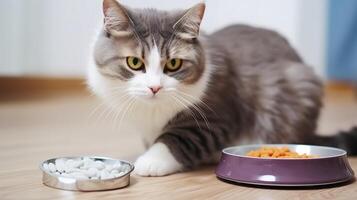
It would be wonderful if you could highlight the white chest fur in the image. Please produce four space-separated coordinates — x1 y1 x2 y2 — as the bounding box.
119 102 183 148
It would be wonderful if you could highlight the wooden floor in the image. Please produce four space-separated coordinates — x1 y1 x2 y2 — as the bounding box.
0 87 357 200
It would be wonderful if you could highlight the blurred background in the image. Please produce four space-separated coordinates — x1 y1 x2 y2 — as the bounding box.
0 0 356 81
0 0 356 167
0 0 327 77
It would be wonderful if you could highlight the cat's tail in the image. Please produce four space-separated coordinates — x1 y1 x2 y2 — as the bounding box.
303 126 357 155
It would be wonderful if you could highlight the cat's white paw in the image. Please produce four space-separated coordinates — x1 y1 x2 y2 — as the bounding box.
134 143 182 176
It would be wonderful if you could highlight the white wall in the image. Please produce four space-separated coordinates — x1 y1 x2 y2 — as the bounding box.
297 0 327 77
0 1 26 75
0 0 326 77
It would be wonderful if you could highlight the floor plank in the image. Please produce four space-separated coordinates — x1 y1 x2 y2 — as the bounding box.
0 88 357 200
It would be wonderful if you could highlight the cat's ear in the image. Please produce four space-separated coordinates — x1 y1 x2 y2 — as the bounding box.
173 3 206 40
103 0 133 37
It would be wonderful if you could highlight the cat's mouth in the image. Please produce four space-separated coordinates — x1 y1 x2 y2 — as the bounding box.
132 92 162 103
126 87 177 104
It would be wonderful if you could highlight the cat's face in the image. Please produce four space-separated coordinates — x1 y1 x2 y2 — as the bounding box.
88 0 209 110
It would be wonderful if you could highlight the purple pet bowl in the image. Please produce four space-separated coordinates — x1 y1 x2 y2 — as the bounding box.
216 144 355 186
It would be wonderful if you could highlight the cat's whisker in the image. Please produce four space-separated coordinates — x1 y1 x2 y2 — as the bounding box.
123 97 138 129
87 102 110 126
171 95 202 131
108 87 145 98
171 94 202 131
111 94 134 130
163 88 177 92
117 97 137 130
105 86 143 98
88 100 108 120
176 92 215 135
96 93 132 125
88 102 112 125
88 94 123 123
89 94 127 119
96 102 112 126
101 99 122 124
176 94 212 132
112 95 133 128
176 90 217 116
124 88 149 95
126 90 147 94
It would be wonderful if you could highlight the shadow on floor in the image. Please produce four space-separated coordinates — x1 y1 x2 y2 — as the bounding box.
216 176 356 190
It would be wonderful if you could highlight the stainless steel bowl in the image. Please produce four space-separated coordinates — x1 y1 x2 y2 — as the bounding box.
40 156 134 191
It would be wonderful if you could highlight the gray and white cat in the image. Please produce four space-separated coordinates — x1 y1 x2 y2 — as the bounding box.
87 0 357 176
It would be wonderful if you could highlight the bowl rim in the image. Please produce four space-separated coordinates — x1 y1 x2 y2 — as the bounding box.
39 155 135 181
222 144 347 160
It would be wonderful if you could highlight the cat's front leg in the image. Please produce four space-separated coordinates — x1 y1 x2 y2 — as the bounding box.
134 143 183 176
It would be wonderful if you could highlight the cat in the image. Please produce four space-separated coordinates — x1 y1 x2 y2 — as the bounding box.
87 0 357 176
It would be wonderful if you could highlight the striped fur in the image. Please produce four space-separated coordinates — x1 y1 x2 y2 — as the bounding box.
88 1 356 176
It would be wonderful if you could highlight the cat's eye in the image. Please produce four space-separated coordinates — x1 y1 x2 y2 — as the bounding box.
165 58 182 72
126 56 145 71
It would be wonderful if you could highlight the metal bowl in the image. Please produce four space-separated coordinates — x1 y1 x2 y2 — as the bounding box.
40 156 134 191
216 144 355 186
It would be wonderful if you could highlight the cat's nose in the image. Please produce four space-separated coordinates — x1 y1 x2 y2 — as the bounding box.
149 86 162 95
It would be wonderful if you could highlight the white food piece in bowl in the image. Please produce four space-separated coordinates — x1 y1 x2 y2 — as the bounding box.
100 170 110 179
43 163 49 171
85 167 98 177
105 165 113 172
55 159 66 173
43 157 130 180
48 163 56 173
94 161 105 170
70 172 88 179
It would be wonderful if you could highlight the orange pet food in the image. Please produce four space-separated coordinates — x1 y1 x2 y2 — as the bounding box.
246 147 316 158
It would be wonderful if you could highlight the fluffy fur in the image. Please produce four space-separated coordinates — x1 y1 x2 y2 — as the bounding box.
88 0 357 176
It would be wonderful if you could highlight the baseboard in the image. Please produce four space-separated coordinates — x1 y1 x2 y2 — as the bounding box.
0 76 86 93
324 81 356 98
0 76 355 98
